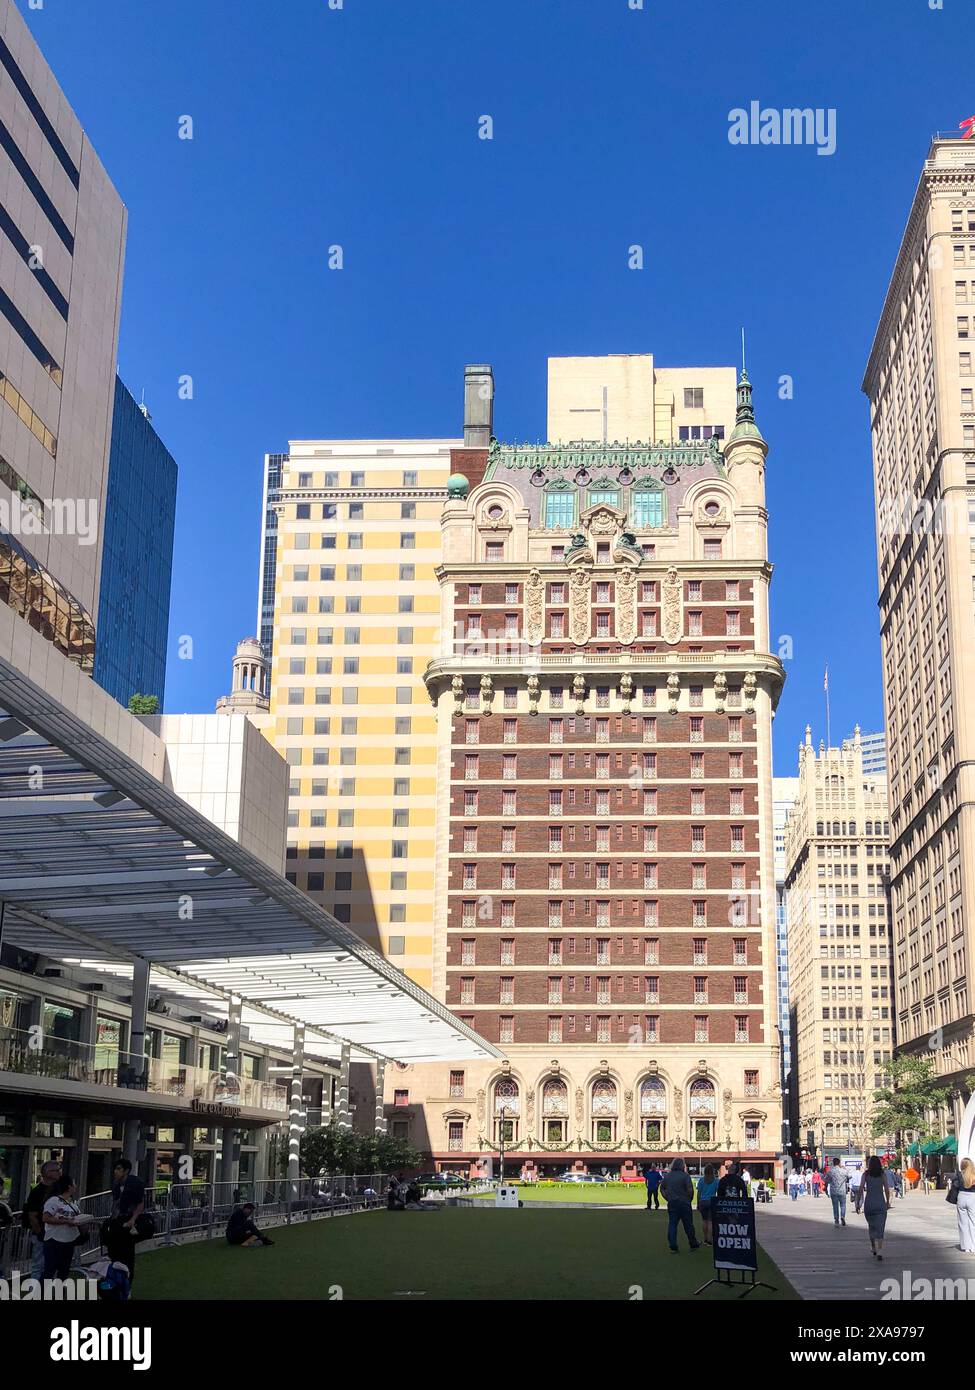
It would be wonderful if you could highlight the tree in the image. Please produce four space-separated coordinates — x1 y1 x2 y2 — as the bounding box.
299 1120 420 1177
870 1054 952 1151
128 693 160 714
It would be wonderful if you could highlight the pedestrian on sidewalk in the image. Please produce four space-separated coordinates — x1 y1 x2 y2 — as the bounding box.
950 1157 975 1254
788 1170 800 1202
855 1155 892 1260
825 1157 850 1226
811 1168 825 1199
660 1158 700 1254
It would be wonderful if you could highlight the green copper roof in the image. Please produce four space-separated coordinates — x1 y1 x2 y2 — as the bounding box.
486 434 725 474
729 368 766 445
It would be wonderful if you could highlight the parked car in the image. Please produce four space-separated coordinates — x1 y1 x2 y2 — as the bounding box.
414 1172 467 1189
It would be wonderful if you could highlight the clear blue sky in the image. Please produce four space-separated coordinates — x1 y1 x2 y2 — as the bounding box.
18 0 974 774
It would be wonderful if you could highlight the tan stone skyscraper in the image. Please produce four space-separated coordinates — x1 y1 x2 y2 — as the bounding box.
783 730 893 1160
863 135 975 1135
398 354 786 1177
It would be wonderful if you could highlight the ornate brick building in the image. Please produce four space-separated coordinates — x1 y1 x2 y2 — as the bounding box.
387 355 786 1179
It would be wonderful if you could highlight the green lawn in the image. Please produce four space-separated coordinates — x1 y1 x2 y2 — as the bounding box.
136 1208 797 1301
473 1184 645 1204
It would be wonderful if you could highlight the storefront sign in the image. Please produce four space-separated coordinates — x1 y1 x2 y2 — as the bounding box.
712 1196 758 1273
190 1098 241 1119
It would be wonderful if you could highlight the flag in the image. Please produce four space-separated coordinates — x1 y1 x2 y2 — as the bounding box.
824 666 829 693
961 115 975 140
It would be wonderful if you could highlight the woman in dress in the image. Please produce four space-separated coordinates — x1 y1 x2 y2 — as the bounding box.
855 1155 892 1260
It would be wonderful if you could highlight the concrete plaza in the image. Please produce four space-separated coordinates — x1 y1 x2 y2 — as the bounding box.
754 1189 974 1300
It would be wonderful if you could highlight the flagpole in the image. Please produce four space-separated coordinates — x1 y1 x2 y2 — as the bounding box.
824 666 831 749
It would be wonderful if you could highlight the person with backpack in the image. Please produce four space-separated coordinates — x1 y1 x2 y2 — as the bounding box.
825 1157 850 1226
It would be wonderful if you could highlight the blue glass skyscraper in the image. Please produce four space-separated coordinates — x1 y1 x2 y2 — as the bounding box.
93 377 177 707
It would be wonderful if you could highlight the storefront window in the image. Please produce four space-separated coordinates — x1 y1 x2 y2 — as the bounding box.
94 1016 123 1071
41 1002 81 1043
34 1117 70 1139
89 1124 117 1140
0 988 33 1035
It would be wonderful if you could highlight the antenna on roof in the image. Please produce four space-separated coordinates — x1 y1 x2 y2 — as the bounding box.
741 327 746 374
138 387 152 424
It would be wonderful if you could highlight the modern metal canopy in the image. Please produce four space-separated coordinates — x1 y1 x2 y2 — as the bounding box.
0 657 500 1065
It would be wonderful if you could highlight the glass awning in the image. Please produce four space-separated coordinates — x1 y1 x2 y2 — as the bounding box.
0 658 499 1065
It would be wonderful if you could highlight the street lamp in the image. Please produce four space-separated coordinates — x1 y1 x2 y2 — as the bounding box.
498 1105 511 1185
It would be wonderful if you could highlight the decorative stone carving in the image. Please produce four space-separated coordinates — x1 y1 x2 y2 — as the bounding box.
476 1088 485 1124
586 505 621 537
575 1087 584 1126
714 671 728 714
673 1087 683 1126
527 674 540 715
624 1089 634 1128
743 672 758 704
616 567 637 646
667 672 680 714
451 675 465 715
480 674 494 712
619 672 634 714
661 566 682 646
723 1088 733 1129
569 565 592 646
572 673 586 714
526 1088 535 1126
524 567 545 647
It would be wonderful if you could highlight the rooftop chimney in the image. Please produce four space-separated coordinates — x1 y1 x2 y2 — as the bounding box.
463 363 494 448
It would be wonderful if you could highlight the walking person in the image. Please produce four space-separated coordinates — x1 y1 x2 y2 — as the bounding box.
660 1159 700 1254
855 1155 892 1260
788 1170 800 1201
22 1159 62 1279
950 1157 975 1254
826 1157 850 1226
644 1163 662 1211
697 1165 718 1245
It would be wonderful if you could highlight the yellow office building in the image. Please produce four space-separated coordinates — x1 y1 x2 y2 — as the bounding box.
261 440 458 989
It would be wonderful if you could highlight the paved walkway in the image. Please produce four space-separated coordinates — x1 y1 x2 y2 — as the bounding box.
755 1189 975 1299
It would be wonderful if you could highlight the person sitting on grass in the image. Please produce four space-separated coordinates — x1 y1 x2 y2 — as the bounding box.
226 1202 274 1247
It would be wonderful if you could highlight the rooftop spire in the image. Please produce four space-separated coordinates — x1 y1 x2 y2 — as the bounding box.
728 364 765 446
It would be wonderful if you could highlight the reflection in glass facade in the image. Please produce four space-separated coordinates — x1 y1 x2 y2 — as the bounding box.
93 378 177 708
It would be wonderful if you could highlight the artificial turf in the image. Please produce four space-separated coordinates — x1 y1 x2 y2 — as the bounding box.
135 1207 798 1301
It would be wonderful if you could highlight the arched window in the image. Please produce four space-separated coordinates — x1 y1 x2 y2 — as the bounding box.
639 1076 667 1144
541 1077 569 1143
689 1078 716 1145
689 1079 715 1115
493 1077 520 1145
631 488 665 528
591 1078 618 1145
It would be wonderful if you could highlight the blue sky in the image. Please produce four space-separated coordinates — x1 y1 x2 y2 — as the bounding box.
18 0 974 773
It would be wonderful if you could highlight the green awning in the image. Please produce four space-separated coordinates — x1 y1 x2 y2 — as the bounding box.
940 1136 958 1155
907 1142 919 1156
